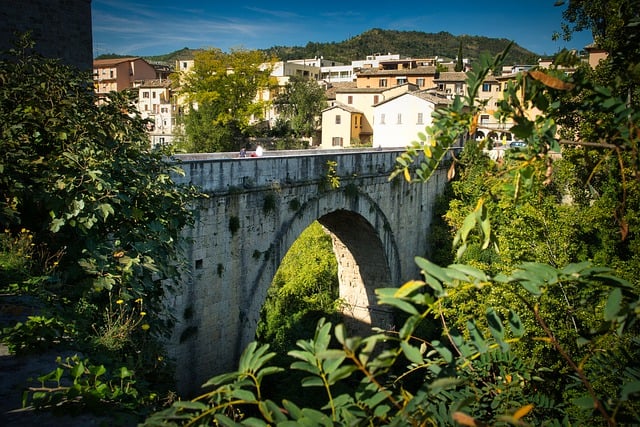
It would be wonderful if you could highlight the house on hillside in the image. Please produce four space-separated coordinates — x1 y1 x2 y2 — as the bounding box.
372 91 451 148
93 57 157 100
320 103 364 148
433 71 467 97
320 83 419 148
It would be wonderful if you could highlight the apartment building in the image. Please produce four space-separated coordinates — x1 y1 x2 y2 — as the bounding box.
93 57 157 99
320 53 402 83
433 72 467 97
134 79 176 147
356 58 438 90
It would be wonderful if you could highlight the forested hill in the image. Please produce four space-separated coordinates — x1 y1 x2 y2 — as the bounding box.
98 28 541 65
263 28 540 65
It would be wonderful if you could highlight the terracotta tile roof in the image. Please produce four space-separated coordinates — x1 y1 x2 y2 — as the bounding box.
322 102 363 114
135 79 173 88
434 72 467 82
324 81 357 99
93 57 143 67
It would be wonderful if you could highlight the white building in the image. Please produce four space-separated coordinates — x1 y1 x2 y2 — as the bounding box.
134 79 176 147
372 91 451 148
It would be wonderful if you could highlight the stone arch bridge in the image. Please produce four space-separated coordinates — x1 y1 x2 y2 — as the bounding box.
167 149 448 394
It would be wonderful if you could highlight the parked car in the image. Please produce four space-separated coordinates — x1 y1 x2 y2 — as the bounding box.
509 141 527 148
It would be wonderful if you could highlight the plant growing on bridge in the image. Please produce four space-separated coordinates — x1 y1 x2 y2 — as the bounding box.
323 160 341 190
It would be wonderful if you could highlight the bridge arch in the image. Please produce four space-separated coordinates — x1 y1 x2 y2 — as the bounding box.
239 188 400 353
167 149 448 395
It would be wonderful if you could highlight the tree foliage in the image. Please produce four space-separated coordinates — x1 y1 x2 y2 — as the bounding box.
175 48 274 152
256 221 339 356
273 76 327 138
454 42 464 72
1 34 202 407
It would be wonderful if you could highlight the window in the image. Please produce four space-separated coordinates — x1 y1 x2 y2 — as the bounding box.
335 114 341 124
143 91 150 98
380 113 386 124
379 79 387 88
416 78 425 87
480 114 489 124
152 92 156 98
438 83 445 91
495 83 501 91
159 137 165 144
396 77 407 85
109 70 114 78
482 83 491 92
373 95 379 104
182 62 188 69
347 95 353 104
417 113 424 125
397 113 402 124
332 137 343 147
455 83 464 94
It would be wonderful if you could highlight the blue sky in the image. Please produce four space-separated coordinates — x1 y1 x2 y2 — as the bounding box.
92 0 594 58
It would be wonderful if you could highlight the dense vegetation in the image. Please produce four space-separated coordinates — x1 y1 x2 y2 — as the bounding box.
97 28 540 67
0 34 202 421
256 221 340 357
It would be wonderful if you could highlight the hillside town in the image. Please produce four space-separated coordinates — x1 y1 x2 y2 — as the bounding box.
92 47 607 151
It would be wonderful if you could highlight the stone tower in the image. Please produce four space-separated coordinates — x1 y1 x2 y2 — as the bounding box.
0 0 93 70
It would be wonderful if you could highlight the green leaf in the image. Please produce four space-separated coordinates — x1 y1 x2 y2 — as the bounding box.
572 394 595 409
301 376 324 387
70 360 85 380
327 365 357 384
231 388 256 401
604 288 623 321
621 380 640 400
401 341 424 365
431 340 453 363
467 320 488 353
508 310 524 337
97 203 114 221
173 400 209 410
377 295 419 315
428 377 462 393
486 308 506 349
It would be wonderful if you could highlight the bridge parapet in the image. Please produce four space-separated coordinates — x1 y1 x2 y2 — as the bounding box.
173 149 406 193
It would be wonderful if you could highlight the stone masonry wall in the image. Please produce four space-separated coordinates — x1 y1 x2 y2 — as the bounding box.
168 150 448 395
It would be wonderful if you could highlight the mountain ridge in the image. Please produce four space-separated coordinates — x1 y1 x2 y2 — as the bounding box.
97 28 541 66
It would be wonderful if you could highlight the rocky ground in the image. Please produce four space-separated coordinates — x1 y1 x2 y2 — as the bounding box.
0 295 125 426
